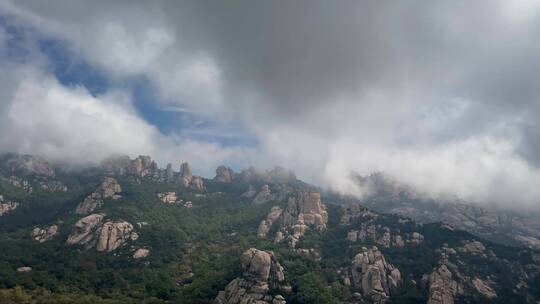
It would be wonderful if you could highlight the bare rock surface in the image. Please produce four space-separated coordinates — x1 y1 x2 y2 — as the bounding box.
349 246 401 303
133 248 150 259
252 185 274 205
158 192 178 204
32 224 59 242
216 248 287 304
471 277 497 299
75 177 122 214
258 192 328 248
257 206 283 238
0 195 19 216
424 264 463 304
67 214 138 252
215 166 235 183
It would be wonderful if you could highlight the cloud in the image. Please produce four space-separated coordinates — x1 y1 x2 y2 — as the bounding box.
2 1 540 208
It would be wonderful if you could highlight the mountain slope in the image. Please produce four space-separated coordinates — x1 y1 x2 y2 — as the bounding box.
0 154 539 303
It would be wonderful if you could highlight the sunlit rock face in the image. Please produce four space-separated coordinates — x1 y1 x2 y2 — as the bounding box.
0 195 19 216
67 213 138 252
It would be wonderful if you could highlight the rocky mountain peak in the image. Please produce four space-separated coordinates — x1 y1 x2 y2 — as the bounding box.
2 154 56 177
214 165 234 183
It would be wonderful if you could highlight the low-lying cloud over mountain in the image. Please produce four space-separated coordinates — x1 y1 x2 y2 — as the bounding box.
1 1 540 208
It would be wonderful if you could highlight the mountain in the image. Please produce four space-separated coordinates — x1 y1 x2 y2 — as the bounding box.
0 153 539 303
352 172 540 250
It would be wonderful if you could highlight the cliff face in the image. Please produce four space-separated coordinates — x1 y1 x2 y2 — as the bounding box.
257 191 328 248
67 214 138 252
349 246 401 303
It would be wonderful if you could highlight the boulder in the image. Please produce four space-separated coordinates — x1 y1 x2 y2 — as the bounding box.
350 246 401 303
133 248 150 259
32 224 58 242
215 166 235 183
17 267 32 272
216 248 287 304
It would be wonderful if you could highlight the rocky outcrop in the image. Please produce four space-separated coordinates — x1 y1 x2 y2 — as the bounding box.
215 166 235 183
3 154 55 177
179 162 192 187
133 248 150 259
252 185 274 205
32 224 59 242
0 195 19 216
75 177 122 214
157 192 178 204
340 203 378 225
424 265 463 304
17 267 32 273
471 278 497 299
258 192 328 248
96 221 139 252
282 192 327 230
257 207 283 238
216 248 287 304
190 176 204 190
355 173 540 250
350 246 401 303
67 214 138 252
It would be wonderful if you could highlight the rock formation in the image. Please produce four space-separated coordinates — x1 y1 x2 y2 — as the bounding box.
257 206 283 238
424 265 463 304
0 195 19 216
216 248 287 304
215 166 235 183
3 154 55 177
75 177 122 214
190 176 205 190
252 185 274 205
157 192 178 204
179 162 192 187
96 221 139 252
340 203 378 225
32 224 59 242
67 213 138 252
349 246 401 303
471 278 497 299
17 267 32 272
257 192 328 248
133 248 150 259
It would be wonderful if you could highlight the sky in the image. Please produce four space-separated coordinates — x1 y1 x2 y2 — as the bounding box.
1 1 540 209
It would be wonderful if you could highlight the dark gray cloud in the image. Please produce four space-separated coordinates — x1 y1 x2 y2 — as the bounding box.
2 0 540 207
